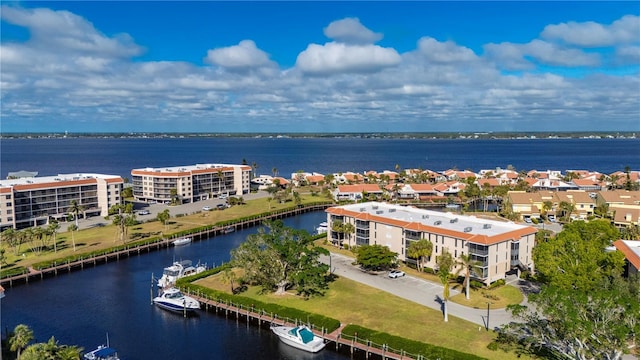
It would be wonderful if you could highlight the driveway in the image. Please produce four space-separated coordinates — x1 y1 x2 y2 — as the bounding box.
321 252 521 329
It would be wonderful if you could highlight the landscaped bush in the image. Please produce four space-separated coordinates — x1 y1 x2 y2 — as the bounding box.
342 324 486 360
488 279 506 289
181 281 341 332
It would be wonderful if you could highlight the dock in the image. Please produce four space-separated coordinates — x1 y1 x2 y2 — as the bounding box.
191 292 427 360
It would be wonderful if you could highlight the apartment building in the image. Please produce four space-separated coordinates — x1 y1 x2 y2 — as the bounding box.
131 163 251 204
0 173 124 230
326 202 537 285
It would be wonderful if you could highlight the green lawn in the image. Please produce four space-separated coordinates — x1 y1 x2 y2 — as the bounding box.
196 273 528 360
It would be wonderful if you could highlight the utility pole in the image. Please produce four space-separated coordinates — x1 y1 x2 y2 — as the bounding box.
486 302 490 331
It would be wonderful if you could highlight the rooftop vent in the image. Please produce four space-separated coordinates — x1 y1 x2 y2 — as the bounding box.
450 218 458 223
372 205 379 210
434 220 442 225
376 210 384 215
483 224 491 229
360 208 365 212
389 209 396 213
464 226 472 232
422 214 429 219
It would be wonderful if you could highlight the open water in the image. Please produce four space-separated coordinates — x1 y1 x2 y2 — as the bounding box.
1 136 639 359
1 137 639 179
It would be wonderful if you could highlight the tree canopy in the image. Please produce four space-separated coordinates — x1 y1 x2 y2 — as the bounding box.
355 244 398 271
406 239 433 273
500 219 638 359
230 220 330 298
533 219 624 292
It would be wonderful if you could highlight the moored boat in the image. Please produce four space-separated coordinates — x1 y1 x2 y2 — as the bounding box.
316 222 328 234
153 287 200 313
270 324 326 353
172 237 192 246
157 259 207 288
84 334 119 360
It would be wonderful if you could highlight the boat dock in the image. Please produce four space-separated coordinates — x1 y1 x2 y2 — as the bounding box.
192 293 426 360
1 204 330 287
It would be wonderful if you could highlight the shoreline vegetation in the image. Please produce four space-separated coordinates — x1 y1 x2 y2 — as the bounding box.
0 131 637 139
0 193 527 359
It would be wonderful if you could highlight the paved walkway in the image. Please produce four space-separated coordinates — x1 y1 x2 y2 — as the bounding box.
322 252 528 329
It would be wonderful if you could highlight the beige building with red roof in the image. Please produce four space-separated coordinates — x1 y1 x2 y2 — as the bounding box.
333 184 383 201
613 240 640 277
326 202 537 285
0 173 124 230
131 163 250 204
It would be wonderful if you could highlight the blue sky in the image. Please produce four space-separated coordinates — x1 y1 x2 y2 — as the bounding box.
1 1 639 133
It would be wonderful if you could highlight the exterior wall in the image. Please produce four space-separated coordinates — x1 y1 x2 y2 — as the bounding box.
132 164 251 203
0 174 123 230
326 202 537 286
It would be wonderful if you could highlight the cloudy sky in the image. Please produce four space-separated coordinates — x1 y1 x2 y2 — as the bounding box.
1 1 639 133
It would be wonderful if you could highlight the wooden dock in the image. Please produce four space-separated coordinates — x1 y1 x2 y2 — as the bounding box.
191 293 421 360
1 204 330 287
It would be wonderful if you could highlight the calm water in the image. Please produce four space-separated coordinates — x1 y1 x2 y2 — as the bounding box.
1 137 638 180
1 212 352 360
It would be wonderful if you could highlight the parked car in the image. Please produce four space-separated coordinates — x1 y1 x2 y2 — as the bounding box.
388 269 405 278
202 206 212 211
216 204 227 210
137 210 150 215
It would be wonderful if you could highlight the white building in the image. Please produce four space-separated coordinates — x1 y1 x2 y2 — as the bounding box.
326 202 537 285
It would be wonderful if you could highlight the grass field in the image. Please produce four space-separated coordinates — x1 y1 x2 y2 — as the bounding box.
196 272 527 360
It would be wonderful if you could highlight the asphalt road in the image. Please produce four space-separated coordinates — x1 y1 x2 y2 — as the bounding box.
321 252 526 329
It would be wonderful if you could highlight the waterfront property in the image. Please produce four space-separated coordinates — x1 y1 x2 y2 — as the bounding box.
326 202 537 285
0 173 124 230
613 240 640 277
131 163 251 204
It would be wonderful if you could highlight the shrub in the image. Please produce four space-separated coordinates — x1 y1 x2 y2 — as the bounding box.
488 279 506 289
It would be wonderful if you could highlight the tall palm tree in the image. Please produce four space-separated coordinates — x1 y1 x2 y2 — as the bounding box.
67 224 78 252
456 253 480 300
48 220 60 253
68 200 84 227
9 324 34 359
437 249 454 322
272 167 278 178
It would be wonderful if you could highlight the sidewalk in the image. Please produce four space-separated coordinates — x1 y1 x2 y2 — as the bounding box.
323 252 521 329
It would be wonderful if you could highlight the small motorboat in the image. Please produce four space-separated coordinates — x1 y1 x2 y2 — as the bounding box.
157 260 207 288
84 334 119 360
223 226 235 234
270 324 326 353
316 222 328 235
172 237 192 246
153 287 200 313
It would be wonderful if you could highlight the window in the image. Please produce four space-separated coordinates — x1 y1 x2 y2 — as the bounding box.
5 195 11 199
5 202 10 207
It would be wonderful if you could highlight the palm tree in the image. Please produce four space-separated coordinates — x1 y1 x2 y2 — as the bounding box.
68 200 84 227
157 209 171 231
67 224 78 252
406 239 433 272
437 249 454 322
456 253 480 300
9 324 34 359
542 200 553 220
251 162 258 179
559 201 575 222
221 267 237 293
2 228 19 255
272 167 278 178
48 220 60 253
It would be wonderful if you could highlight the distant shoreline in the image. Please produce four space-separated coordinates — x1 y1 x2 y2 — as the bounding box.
0 131 637 140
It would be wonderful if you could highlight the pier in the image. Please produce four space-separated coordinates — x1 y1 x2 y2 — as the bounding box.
190 292 426 360
0 204 330 287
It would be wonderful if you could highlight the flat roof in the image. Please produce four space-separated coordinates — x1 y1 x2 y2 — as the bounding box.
332 201 530 238
0 173 122 187
131 163 248 172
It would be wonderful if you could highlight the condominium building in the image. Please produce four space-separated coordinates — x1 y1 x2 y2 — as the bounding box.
326 202 537 285
131 163 251 204
0 173 124 230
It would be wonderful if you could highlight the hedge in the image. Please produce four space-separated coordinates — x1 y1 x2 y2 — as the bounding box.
342 324 487 360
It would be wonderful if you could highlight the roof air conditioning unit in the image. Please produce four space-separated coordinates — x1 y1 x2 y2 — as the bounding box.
464 227 472 232
434 220 442 225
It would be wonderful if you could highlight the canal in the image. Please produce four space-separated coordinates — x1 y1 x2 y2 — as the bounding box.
2 211 353 360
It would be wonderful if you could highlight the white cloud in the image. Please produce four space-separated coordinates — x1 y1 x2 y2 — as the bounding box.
541 15 640 47
0 5 143 58
204 40 274 70
416 37 478 63
324 17 383 44
295 42 401 75
484 40 600 69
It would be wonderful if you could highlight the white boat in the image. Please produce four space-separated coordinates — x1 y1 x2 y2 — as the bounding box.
153 287 200 313
157 260 207 288
316 222 328 234
270 324 326 353
84 335 119 360
172 237 192 246
224 226 235 234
